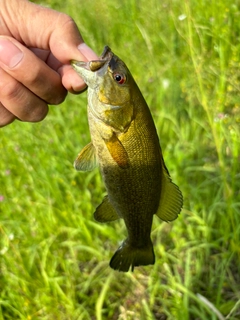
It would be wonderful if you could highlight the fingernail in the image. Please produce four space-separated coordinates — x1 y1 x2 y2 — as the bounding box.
0 39 24 68
77 43 99 60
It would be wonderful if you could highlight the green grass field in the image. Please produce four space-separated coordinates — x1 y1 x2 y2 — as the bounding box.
1 0 240 319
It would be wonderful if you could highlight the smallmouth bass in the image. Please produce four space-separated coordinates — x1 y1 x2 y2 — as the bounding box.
71 46 183 272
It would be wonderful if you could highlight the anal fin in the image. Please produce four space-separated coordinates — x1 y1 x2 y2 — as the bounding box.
94 195 120 222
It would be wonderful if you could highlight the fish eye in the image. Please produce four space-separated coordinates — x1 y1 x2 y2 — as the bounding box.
113 73 126 85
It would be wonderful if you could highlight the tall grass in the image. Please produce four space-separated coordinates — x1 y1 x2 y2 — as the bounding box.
0 0 240 319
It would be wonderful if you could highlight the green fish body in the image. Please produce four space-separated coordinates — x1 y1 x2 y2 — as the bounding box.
71 46 183 272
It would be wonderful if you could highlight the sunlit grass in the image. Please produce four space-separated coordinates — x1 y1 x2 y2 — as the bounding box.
1 0 240 319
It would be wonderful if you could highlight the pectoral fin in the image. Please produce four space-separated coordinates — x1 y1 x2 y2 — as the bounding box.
74 142 97 171
104 133 129 169
155 160 183 222
94 195 120 222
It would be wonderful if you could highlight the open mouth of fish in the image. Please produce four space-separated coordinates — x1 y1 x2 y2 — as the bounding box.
71 46 112 73
71 46 119 88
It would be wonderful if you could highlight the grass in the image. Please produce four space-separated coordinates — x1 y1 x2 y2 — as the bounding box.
1 0 240 319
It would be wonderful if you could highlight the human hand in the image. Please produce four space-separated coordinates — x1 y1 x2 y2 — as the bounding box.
0 0 98 127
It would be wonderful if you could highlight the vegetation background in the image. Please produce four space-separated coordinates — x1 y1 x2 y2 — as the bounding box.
0 0 240 319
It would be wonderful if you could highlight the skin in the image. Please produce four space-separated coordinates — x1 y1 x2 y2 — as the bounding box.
0 0 98 127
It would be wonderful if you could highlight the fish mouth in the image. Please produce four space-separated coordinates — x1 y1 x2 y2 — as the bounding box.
71 46 116 88
71 59 106 72
71 58 107 88
71 46 113 73
100 46 114 60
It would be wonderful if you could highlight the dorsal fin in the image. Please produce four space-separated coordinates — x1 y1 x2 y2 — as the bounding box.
155 159 183 221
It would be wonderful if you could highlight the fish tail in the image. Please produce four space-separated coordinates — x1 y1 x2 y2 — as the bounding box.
109 240 155 272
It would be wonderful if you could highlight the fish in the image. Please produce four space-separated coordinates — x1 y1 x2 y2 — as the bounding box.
71 46 183 272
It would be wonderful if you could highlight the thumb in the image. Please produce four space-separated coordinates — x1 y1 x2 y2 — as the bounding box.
2 0 98 62
2 0 98 91
48 13 99 63
46 13 99 92
42 11 99 92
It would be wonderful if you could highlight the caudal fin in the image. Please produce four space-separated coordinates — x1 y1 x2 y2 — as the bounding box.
109 241 155 272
